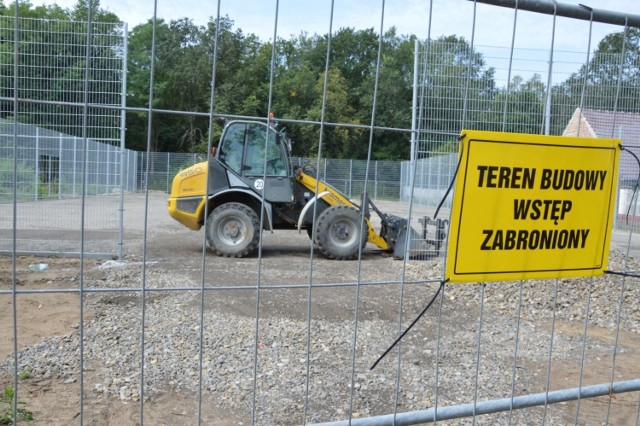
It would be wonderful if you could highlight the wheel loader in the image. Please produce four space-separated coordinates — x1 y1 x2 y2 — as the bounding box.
167 119 425 260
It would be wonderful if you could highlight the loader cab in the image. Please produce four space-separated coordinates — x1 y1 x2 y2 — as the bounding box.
218 120 294 203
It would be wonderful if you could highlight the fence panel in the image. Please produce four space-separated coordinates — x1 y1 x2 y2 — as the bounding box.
303 157 400 201
0 121 125 255
0 15 126 256
2 2 640 426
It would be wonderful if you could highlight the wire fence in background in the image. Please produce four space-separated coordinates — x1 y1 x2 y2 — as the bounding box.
407 8 640 256
0 16 126 256
0 119 400 256
2 1 640 425
0 16 125 143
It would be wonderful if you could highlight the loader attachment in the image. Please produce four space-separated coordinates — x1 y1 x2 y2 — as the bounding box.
376 213 425 259
392 223 425 259
362 196 426 260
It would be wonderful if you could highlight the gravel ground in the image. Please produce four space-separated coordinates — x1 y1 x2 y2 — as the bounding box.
3 250 640 425
2 193 640 425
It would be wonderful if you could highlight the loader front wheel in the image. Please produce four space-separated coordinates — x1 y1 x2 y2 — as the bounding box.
206 202 260 258
315 205 368 260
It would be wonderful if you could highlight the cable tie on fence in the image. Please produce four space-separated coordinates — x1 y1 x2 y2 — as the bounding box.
370 280 447 371
604 270 640 279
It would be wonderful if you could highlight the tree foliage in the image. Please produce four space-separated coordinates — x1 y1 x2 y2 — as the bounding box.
0 0 121 140
551 27 640 134
2 1 639 160
475 73 547 134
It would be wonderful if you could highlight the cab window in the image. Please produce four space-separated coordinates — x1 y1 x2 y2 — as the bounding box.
218 123 244 173
220 122 287 177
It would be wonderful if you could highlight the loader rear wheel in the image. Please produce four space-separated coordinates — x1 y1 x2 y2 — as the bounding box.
206 202 260 258
314 205 368 260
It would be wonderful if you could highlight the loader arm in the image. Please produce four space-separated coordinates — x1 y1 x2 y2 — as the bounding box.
295 169 390 250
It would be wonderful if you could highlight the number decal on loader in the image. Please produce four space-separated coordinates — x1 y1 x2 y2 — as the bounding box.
254 179 264 190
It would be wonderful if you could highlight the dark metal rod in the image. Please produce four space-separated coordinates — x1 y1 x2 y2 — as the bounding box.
470 0 640 28
310 379 640 426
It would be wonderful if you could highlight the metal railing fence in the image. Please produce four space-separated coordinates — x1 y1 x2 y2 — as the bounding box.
136 154 402 199
2 1 640 426
0 14 126 256
0 120 400 255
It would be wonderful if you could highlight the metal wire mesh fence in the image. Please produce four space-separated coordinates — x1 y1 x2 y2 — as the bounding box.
0 121 396 255
408 41 640 202
0 120 137 201
404 8 640 258
140 154 400 198
293 156 401 201
0 16 125 142
0 15 126 256
0 121 134 255
2 1 640 425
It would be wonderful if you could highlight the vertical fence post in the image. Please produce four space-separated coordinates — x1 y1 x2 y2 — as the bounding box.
374 160 378 199
436 155 441 194
103 143 107 194
88 141 93 196
323 158 327 183
73 136 77 197
117 23 128 259
113 144 118 189
34 128 39 201
409 38 419 204
348 159 352 198
106 143 111 195
167 152 170 193
135 150 139 192
58 132 63 199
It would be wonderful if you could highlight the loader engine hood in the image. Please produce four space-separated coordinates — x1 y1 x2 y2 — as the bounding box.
171 161 208 197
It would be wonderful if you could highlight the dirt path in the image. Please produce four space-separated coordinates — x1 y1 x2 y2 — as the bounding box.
1 192 639 425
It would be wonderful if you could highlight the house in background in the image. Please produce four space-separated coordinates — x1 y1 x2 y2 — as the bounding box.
563 108 640 222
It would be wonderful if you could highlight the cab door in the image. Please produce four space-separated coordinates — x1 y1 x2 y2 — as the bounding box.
218 121 294 203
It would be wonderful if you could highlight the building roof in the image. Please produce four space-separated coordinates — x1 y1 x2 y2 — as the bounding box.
563 108 640 184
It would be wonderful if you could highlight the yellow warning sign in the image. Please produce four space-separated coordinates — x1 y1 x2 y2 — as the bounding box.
446 130 620 283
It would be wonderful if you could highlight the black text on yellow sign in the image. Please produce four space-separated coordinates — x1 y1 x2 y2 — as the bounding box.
446 130 620 283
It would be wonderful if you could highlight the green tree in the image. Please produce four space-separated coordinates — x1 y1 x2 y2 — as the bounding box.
70 0 119 23
205 18 267 118
265 27 417 160
0 0 123 140
126 15 267 153
126 18 212 152
476 74 547 134
125 18 170 152
551 27 640 134
418 35 496 138
365 28 416 160
300 68 363 159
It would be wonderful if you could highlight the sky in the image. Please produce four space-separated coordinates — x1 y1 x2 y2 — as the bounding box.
28 0 640 84
29 0 640 53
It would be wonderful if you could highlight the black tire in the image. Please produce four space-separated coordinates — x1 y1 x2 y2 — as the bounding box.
206 202 260 258
314 205 368 260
